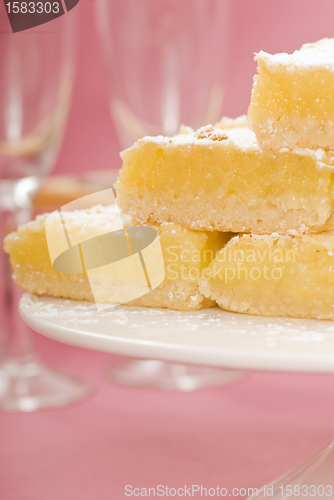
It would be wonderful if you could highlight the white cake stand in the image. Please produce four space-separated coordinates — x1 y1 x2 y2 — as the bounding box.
20 292 334 499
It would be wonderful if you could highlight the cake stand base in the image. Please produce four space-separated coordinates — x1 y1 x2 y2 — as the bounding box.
107 358 245 391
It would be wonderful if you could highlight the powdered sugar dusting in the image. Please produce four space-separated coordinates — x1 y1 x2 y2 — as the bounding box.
138 126 259 152
16 204 131 237
256 38 334 72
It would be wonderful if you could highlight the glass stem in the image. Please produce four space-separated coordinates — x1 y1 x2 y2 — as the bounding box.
0 177 39 360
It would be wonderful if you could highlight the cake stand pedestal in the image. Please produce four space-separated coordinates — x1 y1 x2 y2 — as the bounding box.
107 357 244 391
20 293 334 498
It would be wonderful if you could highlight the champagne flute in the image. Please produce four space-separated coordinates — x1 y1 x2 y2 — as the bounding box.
0 12 90 411
93 0 245 390
95 0 231 149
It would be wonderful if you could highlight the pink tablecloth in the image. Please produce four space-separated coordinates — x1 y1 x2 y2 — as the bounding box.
1 329 334 499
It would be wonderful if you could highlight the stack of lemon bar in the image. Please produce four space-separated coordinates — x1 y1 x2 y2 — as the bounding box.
5 39 334 319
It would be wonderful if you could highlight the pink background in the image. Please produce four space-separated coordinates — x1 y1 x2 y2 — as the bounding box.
55 0 334 175
2 1 334 499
